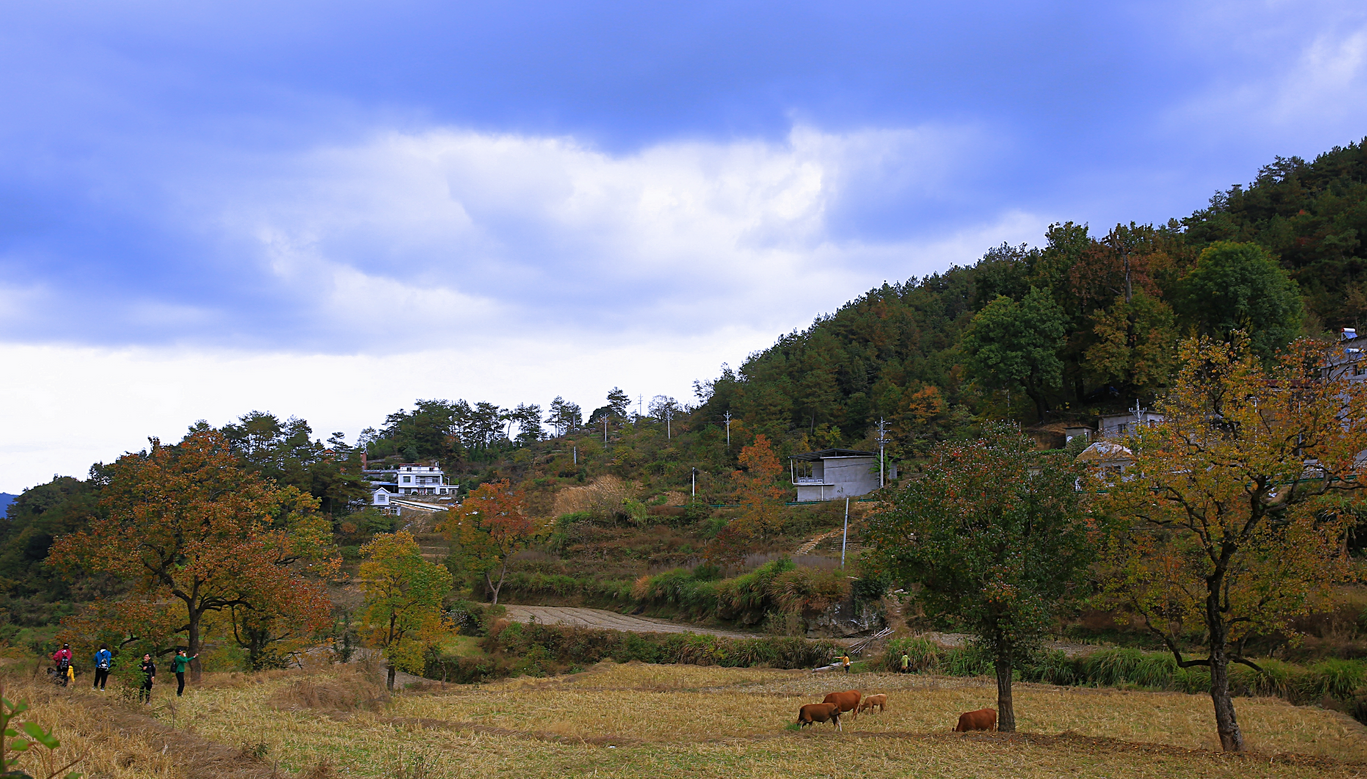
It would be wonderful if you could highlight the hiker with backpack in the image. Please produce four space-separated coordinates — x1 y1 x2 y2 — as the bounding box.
93 644 112 691
51 643 73 687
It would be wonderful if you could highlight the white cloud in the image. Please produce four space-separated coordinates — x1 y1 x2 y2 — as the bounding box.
199 123 1014 346
1163 16 1367 147
1 123 1047 492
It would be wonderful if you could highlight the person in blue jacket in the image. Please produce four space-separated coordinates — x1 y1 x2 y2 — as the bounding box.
93 644 113 691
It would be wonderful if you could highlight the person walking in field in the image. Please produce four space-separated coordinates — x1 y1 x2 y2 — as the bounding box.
138 653 156 703
93 644 112 690
172 649 197 696
840 653 851 673
901 651 910 674
51 643 73 687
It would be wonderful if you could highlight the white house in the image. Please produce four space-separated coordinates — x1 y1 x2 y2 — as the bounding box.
1076 440 1135 479
790 449 892 502
1326 328 1367 384
361 462 456 512
1098 404 1164 440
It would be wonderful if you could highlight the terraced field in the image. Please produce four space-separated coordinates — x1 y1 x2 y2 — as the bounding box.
22 661 1361 778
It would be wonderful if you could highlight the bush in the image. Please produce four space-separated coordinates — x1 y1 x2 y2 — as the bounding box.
875 637 1367 725
468 623 841 678
881 637 942 672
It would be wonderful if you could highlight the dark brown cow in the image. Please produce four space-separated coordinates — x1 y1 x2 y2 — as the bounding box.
953 708 997 732
822 689 862 719
797 702 843 731
857 694 887 715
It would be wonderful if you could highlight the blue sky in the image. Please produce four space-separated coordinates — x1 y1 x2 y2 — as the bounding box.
2 1 1366 492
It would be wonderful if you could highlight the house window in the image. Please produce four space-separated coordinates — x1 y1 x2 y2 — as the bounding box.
402 476 412 483
1116 423 1128 435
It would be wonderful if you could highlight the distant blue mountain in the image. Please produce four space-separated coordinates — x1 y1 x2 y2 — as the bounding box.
0 493 15 519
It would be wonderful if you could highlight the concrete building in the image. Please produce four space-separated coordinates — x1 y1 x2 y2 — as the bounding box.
1098 404 1164 440
362 463 455 497
789 449 891 502
1327 328 1367 384
361 461 456 513
1076 440 1135 480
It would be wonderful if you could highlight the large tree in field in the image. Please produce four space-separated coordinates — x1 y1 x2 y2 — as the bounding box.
49 430 338 681
444 480 545 605
359 530 452 690
961 288 1069 421
864 426 1092 732
1097 334 1366 752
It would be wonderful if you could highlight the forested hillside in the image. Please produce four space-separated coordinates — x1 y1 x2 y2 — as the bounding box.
696 139 1367 459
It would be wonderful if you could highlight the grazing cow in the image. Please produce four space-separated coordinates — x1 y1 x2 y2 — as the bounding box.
953 708 997 732
822 690 862 719
857 694 887 715
797 702 843 731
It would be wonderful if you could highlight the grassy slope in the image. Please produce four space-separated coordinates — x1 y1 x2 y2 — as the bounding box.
24 662 1361 778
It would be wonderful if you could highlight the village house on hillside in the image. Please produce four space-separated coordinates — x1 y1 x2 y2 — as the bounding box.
361 458 456 515
1327 328 1367 384
789 449 893 502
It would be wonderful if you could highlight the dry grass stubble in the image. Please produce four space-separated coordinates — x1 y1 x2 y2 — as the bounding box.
149 662 1367 778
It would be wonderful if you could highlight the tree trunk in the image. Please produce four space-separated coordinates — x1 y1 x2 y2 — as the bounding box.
1206 564 1244 751
488 558 509 606
995 658 1016 733
187 608 203 684
1209 651 1243 751
386 664 396 691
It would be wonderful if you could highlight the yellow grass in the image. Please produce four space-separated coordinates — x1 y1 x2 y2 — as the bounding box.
6 662 1365 777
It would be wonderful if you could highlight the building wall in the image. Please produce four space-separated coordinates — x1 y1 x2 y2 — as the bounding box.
794 456 880 501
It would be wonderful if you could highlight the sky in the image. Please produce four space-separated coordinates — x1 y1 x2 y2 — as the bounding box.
2 1 1366 493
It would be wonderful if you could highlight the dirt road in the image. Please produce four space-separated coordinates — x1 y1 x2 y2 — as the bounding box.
502 605 763 640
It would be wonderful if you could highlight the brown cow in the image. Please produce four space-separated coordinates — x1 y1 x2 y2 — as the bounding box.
953 708 997 732
857 694 887 715
797 702 843 731
822 690 862 719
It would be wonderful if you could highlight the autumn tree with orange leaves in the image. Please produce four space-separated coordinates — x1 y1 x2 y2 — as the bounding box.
49 430 338 681
444 480 546 605
708 434 787 560
1097 334 1367 753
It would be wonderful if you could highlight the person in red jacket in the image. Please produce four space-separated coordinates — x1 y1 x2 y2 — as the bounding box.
51 643 73 687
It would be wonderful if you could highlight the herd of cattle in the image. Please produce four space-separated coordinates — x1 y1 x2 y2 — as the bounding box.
796 690 997 733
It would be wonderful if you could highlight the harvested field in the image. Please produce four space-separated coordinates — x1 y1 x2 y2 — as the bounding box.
503 604 766 639
107 662 1367 778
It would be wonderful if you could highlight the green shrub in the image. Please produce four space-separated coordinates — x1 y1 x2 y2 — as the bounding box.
881 637 942 672
470 623 840 679
1302 658 1366 700
941 645 993 677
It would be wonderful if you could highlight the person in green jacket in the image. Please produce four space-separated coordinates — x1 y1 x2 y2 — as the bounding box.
172 649 198 697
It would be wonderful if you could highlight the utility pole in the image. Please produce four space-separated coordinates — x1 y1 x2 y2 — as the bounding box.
573 444 577 465
665 405 672 440
877 418 888 488
603 415 608 444
841 498 850 568
723 410 732 450
691 467 697 501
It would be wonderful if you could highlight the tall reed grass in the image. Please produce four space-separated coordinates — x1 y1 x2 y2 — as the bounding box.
878 638 1367 723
